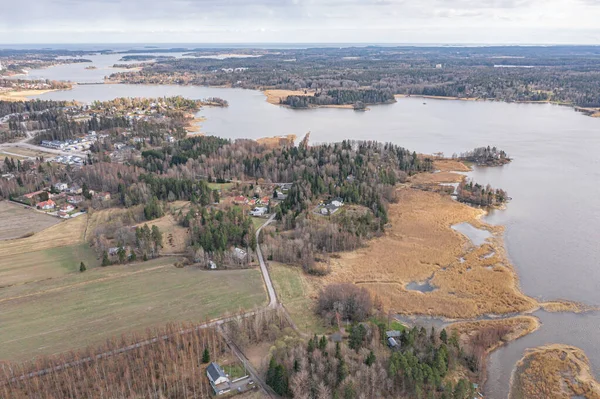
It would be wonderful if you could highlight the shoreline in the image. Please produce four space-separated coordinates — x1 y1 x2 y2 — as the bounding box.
0 89 62 102
395 94 600 118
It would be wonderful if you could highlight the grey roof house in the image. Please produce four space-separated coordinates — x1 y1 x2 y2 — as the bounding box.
206 362 231 395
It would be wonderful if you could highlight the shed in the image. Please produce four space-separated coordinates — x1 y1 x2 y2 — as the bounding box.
387 337 398 348
386 330 402 338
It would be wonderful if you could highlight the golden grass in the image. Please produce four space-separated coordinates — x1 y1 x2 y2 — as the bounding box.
510 344 600 399
256 134 297 148
137 213 190 254
325 185 538 319
434 159 472 173
263 89 314 105
449 316 540 354
0 89 58 102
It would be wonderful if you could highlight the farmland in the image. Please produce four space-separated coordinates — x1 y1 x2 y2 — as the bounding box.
0 258 266 361
0 215 92 286
0 201 60 240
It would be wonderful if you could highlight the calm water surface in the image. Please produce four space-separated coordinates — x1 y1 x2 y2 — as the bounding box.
34 82 600 399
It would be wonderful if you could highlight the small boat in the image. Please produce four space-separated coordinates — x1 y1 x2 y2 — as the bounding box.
423 102 427 105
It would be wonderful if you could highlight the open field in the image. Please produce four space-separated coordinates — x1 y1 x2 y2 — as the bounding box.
510 344 600 399
0 201 60 240
269 262 330 334
325 179 538 318
0 145 57 159
256 134 297 148
0 216 91 287
0 259 266 361
138 212 189 254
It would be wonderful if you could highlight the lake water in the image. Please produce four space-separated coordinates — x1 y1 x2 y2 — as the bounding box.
11 52 191 83
32 78 600 398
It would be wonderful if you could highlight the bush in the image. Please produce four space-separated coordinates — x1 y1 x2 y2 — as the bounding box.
317 283 373 324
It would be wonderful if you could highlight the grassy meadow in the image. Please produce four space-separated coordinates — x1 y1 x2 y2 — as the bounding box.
0 258 266 361
269 262 330 335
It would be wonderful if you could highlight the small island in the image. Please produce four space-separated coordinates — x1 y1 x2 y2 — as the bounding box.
85 65 97 70
456 146 511 166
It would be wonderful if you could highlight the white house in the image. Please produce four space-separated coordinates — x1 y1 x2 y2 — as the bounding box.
206 362 230 395
54 182 68 192
250 207 268 216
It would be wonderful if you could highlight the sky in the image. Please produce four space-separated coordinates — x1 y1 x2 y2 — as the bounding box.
2 0 600 44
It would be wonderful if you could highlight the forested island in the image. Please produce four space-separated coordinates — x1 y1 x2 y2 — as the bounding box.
456 146 511 166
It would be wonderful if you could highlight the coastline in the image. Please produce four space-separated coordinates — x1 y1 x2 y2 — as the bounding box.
324 160 541 319
395 94 600 118
0 89 61 102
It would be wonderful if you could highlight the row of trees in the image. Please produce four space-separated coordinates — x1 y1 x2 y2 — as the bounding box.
1 323 228 398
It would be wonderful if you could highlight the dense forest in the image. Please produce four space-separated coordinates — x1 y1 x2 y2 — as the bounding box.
282 89 395 108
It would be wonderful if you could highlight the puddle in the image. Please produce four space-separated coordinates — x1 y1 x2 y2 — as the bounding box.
406 279 437 293
458 257 465 263
482 251 496 259
451 223 492 246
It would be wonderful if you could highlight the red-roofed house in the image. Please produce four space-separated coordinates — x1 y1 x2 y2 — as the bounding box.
60 204 75 213
233 196 248 205
24 190 45 199
36 199 56 210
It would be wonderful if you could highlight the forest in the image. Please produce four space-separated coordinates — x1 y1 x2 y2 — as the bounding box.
105 46 600 108
282 89 395 108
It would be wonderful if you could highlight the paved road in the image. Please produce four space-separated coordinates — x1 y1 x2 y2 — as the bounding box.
256 213 278 308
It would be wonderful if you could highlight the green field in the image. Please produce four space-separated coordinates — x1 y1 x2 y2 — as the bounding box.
269 262 331 335
0 258 266 361
207 182 235 191
0 243 100 287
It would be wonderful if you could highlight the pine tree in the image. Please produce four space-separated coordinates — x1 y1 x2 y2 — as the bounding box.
365 350 376 366
101 251 111 266
79 262 86 272
201 348 210 363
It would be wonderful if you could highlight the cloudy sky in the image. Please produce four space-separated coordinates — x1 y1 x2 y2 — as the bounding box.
2 0 600 44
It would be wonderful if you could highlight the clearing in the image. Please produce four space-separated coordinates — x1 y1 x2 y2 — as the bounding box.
0 259 267 361
0 201 60 240
269 262 330 335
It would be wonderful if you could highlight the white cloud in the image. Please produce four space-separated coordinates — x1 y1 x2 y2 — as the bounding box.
0 0 599 43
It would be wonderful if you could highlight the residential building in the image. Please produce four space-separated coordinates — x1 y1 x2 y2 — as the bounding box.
54 182 68 192
60 204 75 213
36 199 56 210
250 207 268 216
206 362 231 395
67 195 84 204
94 192 111 201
